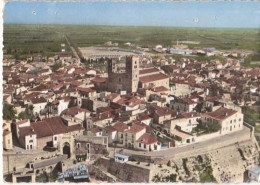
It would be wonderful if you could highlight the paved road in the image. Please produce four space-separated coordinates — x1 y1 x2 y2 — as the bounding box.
65 35 80 59
121 127 252 158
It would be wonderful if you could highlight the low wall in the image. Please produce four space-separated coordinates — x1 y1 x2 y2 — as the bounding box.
195 132 221 143
172 130 251 160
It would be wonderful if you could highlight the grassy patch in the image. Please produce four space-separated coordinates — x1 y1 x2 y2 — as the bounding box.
242 54 260 68
255 125 260 133
199 165 217 183
242 106 260 127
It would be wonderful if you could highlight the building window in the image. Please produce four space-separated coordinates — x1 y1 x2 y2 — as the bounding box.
144 144 146 149
8 140 10 144
77 143 81 149
54 136 57 141
29 139 33 143
139 143 141 147
230 120 232 123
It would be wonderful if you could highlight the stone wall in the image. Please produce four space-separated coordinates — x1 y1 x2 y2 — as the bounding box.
88 165 115 182
37 136 53 150
3 154 35 175
152 138 259 183
3 151 61 175
98 157 153 182
168 129 251 160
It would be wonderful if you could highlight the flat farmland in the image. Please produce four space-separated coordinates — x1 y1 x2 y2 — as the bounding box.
3 24 260 58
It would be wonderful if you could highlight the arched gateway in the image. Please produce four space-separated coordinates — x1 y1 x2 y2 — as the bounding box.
58 135 75 159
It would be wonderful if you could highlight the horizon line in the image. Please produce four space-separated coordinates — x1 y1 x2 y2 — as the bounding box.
4 23 260 30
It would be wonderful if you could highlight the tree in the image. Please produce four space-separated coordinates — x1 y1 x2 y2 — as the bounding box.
197 120 221 133
51 62 62 72
46 102 52 117
3 103 17 121
206 121 221 132
167 160 172 167
242 107 260 127
18 111 31 120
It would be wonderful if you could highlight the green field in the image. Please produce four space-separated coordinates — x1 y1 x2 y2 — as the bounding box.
3 24 260 59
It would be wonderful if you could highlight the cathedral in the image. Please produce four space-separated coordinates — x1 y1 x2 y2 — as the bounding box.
106 56 139 93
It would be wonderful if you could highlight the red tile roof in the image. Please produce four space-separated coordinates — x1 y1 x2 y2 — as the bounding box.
31 97 47 104
204 107 237 121
112 122 128 132
179 112 200 119
139 67 159 75
136 133 157 144
19 116 84 138
62 106 90 116
127 124 145 134
104 125 117 132
139 73 168 83
91 77 107 83
78 87 96 93
153 86 169 92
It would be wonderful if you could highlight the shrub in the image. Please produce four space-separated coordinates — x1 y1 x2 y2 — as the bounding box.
167 160 171 167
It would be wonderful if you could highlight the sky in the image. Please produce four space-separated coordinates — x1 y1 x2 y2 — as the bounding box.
4 1 260 28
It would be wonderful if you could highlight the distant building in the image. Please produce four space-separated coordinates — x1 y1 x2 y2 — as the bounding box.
169 48 192 55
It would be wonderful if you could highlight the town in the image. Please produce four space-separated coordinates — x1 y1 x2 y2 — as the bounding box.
3 38 260 182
